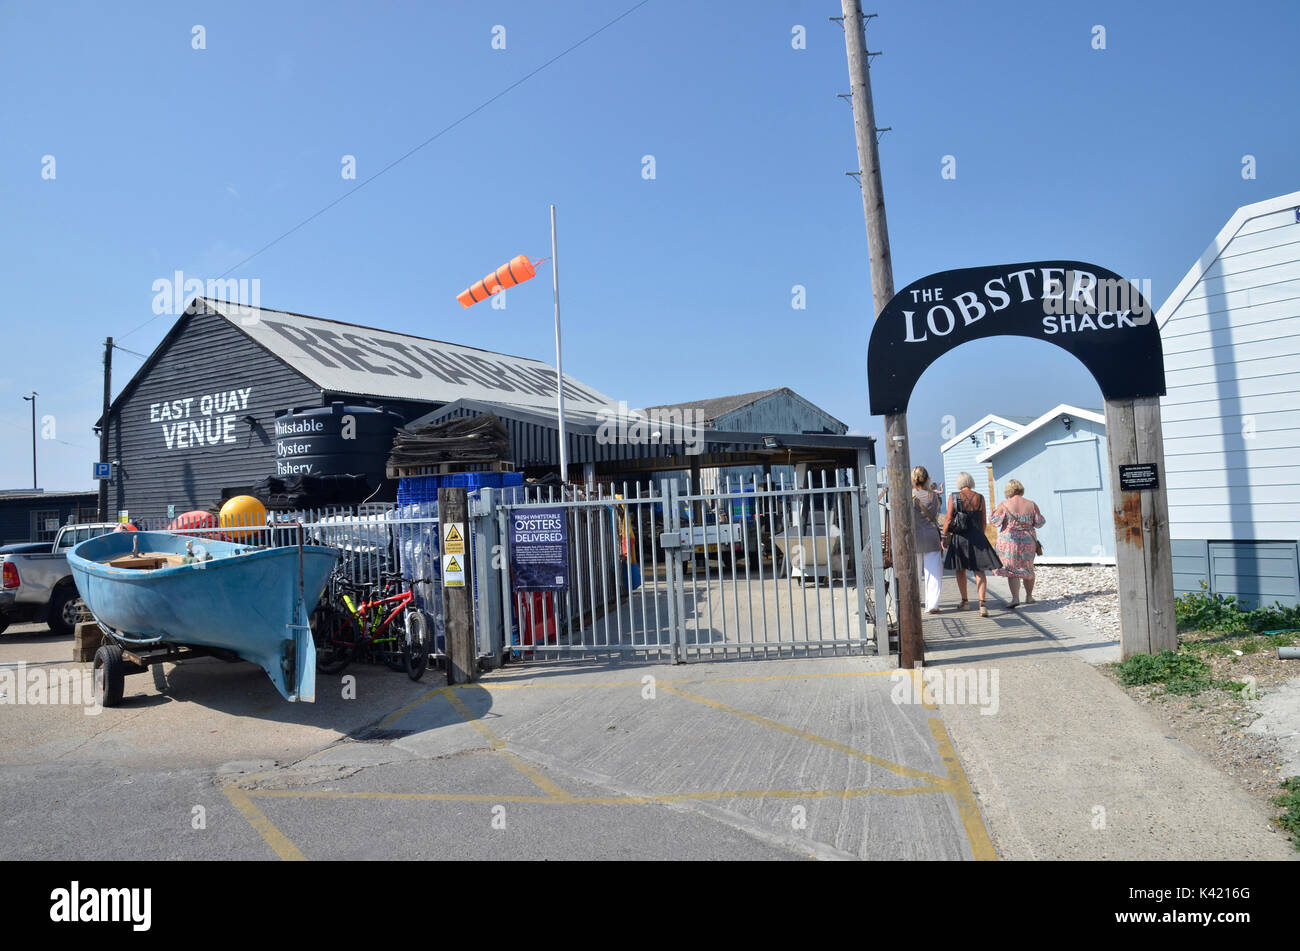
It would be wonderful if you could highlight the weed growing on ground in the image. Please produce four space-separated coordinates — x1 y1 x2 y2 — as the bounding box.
1176 583 1300 634
1272 778 1300 851
1115 650 1252 697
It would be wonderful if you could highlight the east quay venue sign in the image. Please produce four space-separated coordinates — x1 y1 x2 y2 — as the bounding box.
867 261 1165 415
149 387 253 450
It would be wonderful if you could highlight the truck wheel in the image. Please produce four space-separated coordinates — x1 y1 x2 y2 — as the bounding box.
93 644 126 707
47 585 79 637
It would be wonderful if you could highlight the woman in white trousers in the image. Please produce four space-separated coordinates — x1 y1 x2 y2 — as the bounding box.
911 466 944 614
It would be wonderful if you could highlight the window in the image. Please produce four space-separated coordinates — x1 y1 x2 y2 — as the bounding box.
31 510 60 542
56 525 116 550
984 430 996 447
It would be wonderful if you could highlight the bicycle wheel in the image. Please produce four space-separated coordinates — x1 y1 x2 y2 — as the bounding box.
312 604 354 675
402 608 430 682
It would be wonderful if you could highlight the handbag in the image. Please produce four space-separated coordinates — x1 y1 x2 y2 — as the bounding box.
1035 539 1043 556
948 493 970 534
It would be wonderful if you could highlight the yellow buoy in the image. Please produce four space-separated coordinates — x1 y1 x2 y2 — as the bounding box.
218 495 267 542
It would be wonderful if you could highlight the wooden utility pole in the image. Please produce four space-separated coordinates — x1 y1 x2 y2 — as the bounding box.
839 0 922 666
98 337 112 522
1104 396 1178 657
438 487 477 684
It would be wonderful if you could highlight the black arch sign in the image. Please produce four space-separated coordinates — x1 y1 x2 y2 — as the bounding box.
867 260 1165 416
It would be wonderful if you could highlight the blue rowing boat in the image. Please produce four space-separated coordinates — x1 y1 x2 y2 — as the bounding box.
68 531 339 702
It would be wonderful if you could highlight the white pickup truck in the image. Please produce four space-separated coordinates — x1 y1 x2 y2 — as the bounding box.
0 523 122 635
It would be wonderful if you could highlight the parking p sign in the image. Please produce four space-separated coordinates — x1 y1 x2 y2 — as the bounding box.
93 461 112 480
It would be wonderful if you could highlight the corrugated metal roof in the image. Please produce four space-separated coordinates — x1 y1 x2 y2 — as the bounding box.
201 298 618 415
407 399 875 469
640 388 786 423
0 490 98 500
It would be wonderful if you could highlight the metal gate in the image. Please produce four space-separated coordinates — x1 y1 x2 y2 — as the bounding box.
487 466 889 663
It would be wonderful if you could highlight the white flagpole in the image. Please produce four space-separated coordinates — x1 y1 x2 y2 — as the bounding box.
549 204 568 483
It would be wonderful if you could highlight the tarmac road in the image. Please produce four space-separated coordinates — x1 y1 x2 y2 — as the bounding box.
0 622 988 861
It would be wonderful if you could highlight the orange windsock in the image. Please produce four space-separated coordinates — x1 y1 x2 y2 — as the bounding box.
457 254 538 308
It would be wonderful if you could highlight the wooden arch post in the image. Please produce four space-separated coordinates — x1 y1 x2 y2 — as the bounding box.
867 261 1178 662
885 414 924 668
1103 397 1178 656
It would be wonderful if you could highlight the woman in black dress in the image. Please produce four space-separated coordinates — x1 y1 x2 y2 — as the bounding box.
941 472 1003 616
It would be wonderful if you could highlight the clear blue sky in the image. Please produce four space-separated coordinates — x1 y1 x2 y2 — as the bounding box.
2 0 1297 490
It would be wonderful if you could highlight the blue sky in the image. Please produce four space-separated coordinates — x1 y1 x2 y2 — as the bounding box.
2 0 1297 490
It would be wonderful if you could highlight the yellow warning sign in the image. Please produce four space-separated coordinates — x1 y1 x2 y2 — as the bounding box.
442 547 466 587
443 522 466 555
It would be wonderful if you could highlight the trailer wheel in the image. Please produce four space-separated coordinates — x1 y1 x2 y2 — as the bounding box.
93 644 126 708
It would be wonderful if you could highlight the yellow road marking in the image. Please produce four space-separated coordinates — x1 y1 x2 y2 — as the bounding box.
370 670 900 738
225 667 992 861
222 784 307 861
914 668 938 710
480 670 899 691
380 685 449 729
928 717 997 861
440 686 573 800
244 783 941 806
658 683 946 787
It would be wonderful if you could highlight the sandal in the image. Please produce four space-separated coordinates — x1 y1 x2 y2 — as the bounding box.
1008 601 1020 609
958 600 969 611
979 602 989 617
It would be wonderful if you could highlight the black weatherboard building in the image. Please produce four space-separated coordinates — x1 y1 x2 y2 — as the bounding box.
99 298 618 521
0 490 98 545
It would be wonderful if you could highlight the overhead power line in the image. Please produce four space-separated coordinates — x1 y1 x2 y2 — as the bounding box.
121 0 653 342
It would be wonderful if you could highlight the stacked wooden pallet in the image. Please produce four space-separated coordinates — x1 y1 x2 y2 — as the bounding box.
385 459 516 479
73 621 103 663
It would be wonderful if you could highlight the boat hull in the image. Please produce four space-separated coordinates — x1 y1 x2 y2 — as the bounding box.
68 532 338 702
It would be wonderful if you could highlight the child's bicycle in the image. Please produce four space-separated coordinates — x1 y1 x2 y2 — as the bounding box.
311 570 432 681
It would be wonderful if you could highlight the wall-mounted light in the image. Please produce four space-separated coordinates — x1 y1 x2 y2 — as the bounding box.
969 434 979 446
1061 414 1073 430
763 435 780 449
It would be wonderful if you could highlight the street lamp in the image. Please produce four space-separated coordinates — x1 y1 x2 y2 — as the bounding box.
21 391 37 489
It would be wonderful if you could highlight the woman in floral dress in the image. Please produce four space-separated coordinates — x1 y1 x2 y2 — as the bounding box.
991 479 1046 608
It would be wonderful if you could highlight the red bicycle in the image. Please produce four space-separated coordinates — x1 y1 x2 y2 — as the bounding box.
312 571 431 681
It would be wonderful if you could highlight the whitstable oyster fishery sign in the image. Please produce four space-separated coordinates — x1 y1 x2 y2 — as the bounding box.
867 261 1165 415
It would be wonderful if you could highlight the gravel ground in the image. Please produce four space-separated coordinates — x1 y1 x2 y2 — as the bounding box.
997 564 1121 641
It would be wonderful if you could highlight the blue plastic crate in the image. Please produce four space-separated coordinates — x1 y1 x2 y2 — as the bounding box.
399 470 522 501
397 474 446 505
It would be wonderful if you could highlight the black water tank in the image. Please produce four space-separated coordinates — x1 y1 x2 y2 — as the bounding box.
273 402 403 496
